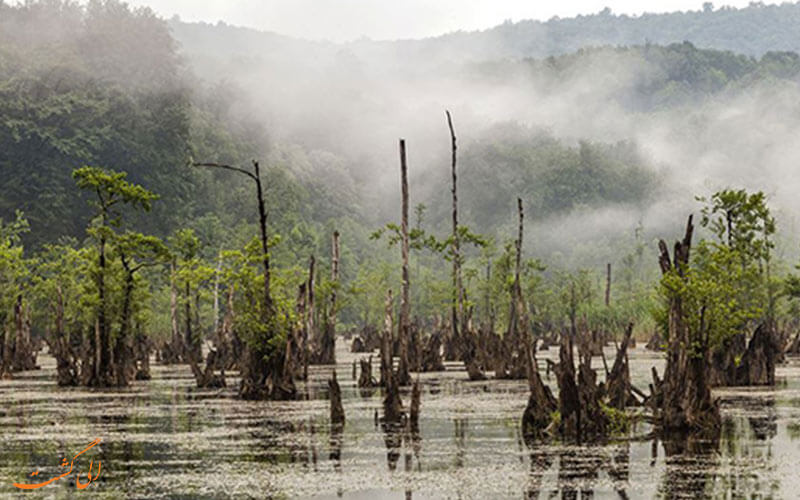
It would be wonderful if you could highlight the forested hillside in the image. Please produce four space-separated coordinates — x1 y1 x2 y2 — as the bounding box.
171 2 800 67
0 0 363 259
396 2 800 61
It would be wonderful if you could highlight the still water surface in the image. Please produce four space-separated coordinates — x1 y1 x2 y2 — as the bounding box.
0 343 797 499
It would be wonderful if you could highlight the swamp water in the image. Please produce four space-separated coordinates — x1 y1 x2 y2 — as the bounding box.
0 342 798 499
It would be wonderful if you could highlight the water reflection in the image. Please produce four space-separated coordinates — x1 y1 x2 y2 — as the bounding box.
608 443 630 499
382 419 402 471
659 431 720 498
558 447 602 499
525 446 552 499
0 351 799 498
454 417 467 469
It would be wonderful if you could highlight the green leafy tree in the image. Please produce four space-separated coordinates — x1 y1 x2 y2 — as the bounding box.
72 165 157 386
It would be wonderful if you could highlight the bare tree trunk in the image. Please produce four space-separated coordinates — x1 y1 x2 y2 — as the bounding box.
329 370 345 426
222 286 238 369
358 356 378 387
305 255 315 374
607 322 636 409
192 161 285 400
380 289 402 461
605 263 611 307
95 223 109 386
318 232 339 365
1 318 12 379
12 295 24 372
213 248 222 334
51 285 78 385
380 290 394 388
485 258 493 330
446 111 463 356
556 313 580 439
134 322 152 381
113 264 135 386
185 280 194 362
499 198 526 379
521 305 556 442
165 261 181 364
397 140 411 386
252 160 272 315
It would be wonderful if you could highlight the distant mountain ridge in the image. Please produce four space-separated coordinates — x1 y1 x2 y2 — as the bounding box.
170 2 800 65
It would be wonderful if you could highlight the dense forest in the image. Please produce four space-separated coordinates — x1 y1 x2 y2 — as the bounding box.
1 0 799 454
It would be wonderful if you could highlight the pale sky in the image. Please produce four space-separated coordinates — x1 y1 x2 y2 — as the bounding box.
120 0 758 42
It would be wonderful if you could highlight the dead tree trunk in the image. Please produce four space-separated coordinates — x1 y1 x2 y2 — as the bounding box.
657 215 720 432
317 232 339 365
556 312 581 440
12 294 37 372
213 249 222 335
521 293 557 443
498 198 527 379
421 327 445 372
49 285 78 385
381 290 403 424
358 356 378 388
215 285 237 370
293 282 308 380
606 322 637 409
1 321 11 379
194 161 292 401
93 215 110 387
446 111 464 365
161 261 182 364
575 323 609 440
397 140 411 386
189 346 226 388
12 295 23 372
134 323 151 381
734 322 777 386
305 256 315 377
380 290 394 388
112 263 136 386
329 370 345 427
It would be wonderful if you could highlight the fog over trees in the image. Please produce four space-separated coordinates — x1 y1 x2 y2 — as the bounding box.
2 1 800 497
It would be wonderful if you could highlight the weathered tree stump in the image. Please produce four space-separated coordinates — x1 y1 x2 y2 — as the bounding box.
521 332 557 443
189 348 226 388
575 326 609 440
358 356 378 388
656 215 720 432
645 330 665 351
420 328 445 372
734 322 777 386
329 370 345 427
350 325 380 353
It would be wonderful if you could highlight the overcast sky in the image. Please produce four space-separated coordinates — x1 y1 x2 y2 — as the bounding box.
120 0 757 42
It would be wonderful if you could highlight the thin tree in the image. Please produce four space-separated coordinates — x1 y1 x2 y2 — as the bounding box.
192 160 293 399
397 140 411 385
193 161 272 315
446 111 463 350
